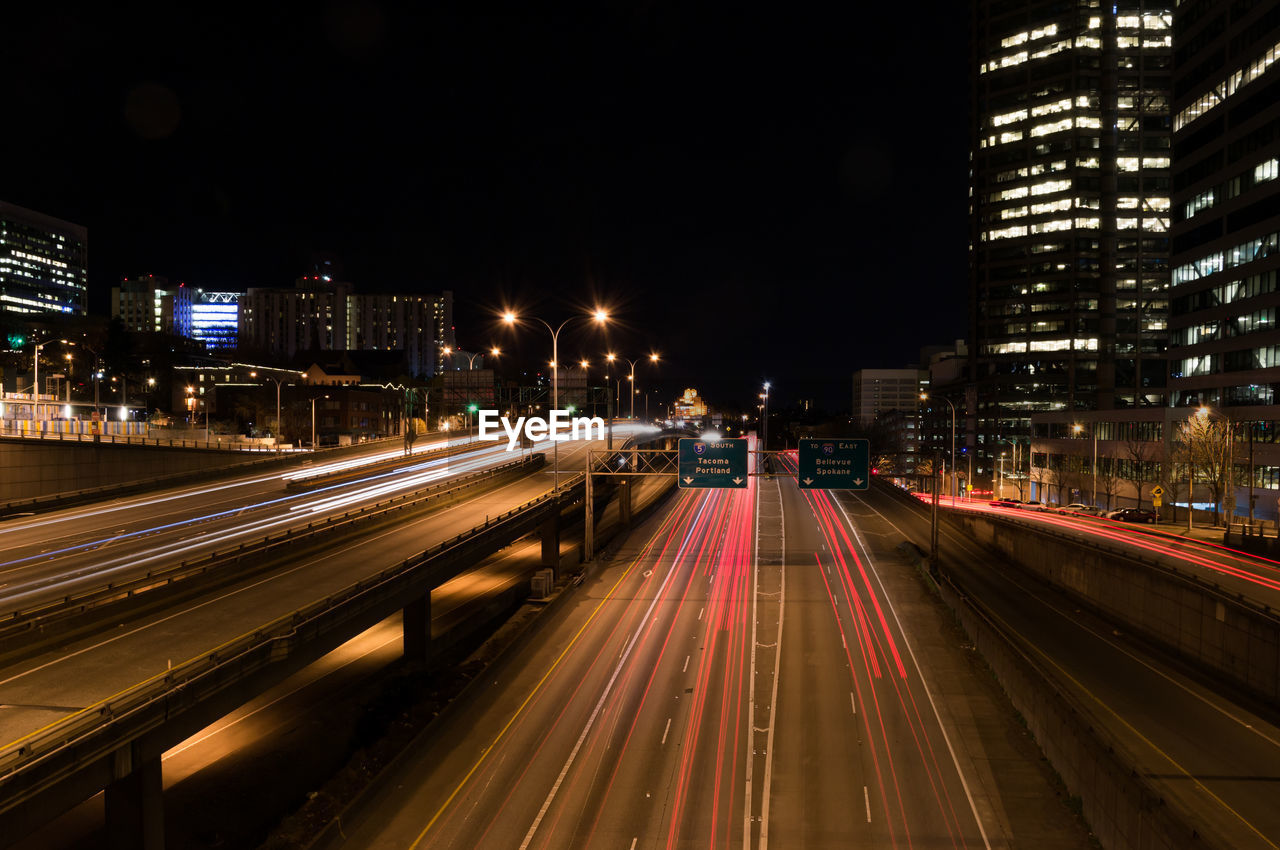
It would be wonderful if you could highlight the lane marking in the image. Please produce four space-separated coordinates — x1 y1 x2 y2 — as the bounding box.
517 504 699 850
662 717 672 745
682 655 690 673
864 785 871 822
838 493 994 849
698 607 704 620
850 692 857 717
759 474 786 850
409 494 696 847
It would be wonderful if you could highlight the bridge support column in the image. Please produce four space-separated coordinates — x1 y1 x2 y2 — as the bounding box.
105 746 164 850
403 593 431 662
540 513 561 575
619 477 633 525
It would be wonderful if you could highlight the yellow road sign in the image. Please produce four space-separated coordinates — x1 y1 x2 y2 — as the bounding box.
1151 485 1164 497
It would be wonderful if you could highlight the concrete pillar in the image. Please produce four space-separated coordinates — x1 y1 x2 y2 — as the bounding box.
619 477 633 525
540 513 561 573
403 593 431 662
105 747 164 850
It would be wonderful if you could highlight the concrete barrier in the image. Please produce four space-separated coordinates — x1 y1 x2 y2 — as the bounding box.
940 579 1206 850
951 511 1280 707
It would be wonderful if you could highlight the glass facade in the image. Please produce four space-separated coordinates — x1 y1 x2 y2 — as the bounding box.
970 1 1173 471
1168 0 1280 408
0 201 88 316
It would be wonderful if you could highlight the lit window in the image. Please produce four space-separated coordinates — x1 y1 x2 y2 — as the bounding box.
992 108 1028 127
1255 158 1280 183
1000 206 1029 220
1031 118 1072 137
1074 217 1101 229
1117 197 1139 209
1117 15 1140 28
1118 157 1141 172
1030 179 1071 196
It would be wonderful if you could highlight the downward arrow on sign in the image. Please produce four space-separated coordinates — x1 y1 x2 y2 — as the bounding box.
732 477 743 484
802 477 814 485
854 478 864 486
683 477 694 484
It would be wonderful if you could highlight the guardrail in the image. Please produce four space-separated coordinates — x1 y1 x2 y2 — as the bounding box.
0 455 549 658
0 466 578 815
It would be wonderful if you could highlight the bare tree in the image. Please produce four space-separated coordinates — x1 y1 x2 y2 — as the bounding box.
1123 431 1154 508
1180 413 1231 525
1097 457 1122 510
1052 453 1085 506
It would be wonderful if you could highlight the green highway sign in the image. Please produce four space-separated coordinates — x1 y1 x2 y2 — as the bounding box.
678 437 749 489
797 438 870 490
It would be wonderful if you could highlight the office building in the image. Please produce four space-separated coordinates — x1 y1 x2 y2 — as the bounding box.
1168 1 1280 409
0 201 88 316
191 291 241 351
851 368 924 427
970 2 1175 477
240 276 454 378
112 274 193 337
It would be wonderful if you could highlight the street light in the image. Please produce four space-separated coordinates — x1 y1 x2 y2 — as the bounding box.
997 451 1007 500
444 346 500 437
1072 423 1098 507
252 370 290 449
921 393 957 505
503 308 608 489
1195 405 1234 528
30 338 68 422
311 394 330 450
761 381 771 454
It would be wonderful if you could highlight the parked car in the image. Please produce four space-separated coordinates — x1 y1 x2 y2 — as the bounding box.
1023 500 1050 511
1110 507 1157 523
989 498 1022 508
1059 503 1104 516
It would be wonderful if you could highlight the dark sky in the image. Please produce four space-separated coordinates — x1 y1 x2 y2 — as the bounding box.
1 2 970 410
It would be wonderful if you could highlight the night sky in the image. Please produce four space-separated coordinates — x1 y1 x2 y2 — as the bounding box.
2 2 969 410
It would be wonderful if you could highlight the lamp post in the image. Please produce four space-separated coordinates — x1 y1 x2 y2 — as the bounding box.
1072 423 1099 507
444 346 499 439
1195 405 1234 527
762 381 770 454
251 371 291 450
503 308 608 489
607 353 659 420
997 452 1007 500
311 394 330 450
31 338 68 422
921 393 957 505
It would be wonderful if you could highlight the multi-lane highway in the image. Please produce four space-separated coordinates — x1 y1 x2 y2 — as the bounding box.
0 426 651 834
322 448 1092 849
0 433 583 614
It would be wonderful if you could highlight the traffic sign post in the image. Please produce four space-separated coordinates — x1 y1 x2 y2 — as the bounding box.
797 438 870 490
678 438 749 488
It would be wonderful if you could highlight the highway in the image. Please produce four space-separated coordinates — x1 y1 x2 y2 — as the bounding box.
858 484 1280 849
0 434 568 614
924 496 1280 608
322 450 1076 849
0 427 649 779
10 538 556 849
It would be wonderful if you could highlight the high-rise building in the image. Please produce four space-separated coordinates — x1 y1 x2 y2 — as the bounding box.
240 275 353 358
851 368 924 426
240 275 454 377
191 290 241 351
112 274 193 337
349 292 453 377
0 201 88 316
853 368 925 475
1168 2 1280 409
970 2 1174 476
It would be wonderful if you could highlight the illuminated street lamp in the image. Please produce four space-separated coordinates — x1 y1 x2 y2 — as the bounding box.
30 338 68 421
920 392 957 505
251 370 290 447
1072 423 1099 506
503 308 608 489
609 353 660 420
444 346 500 436
1195 404 1234 528
311 394 330 450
